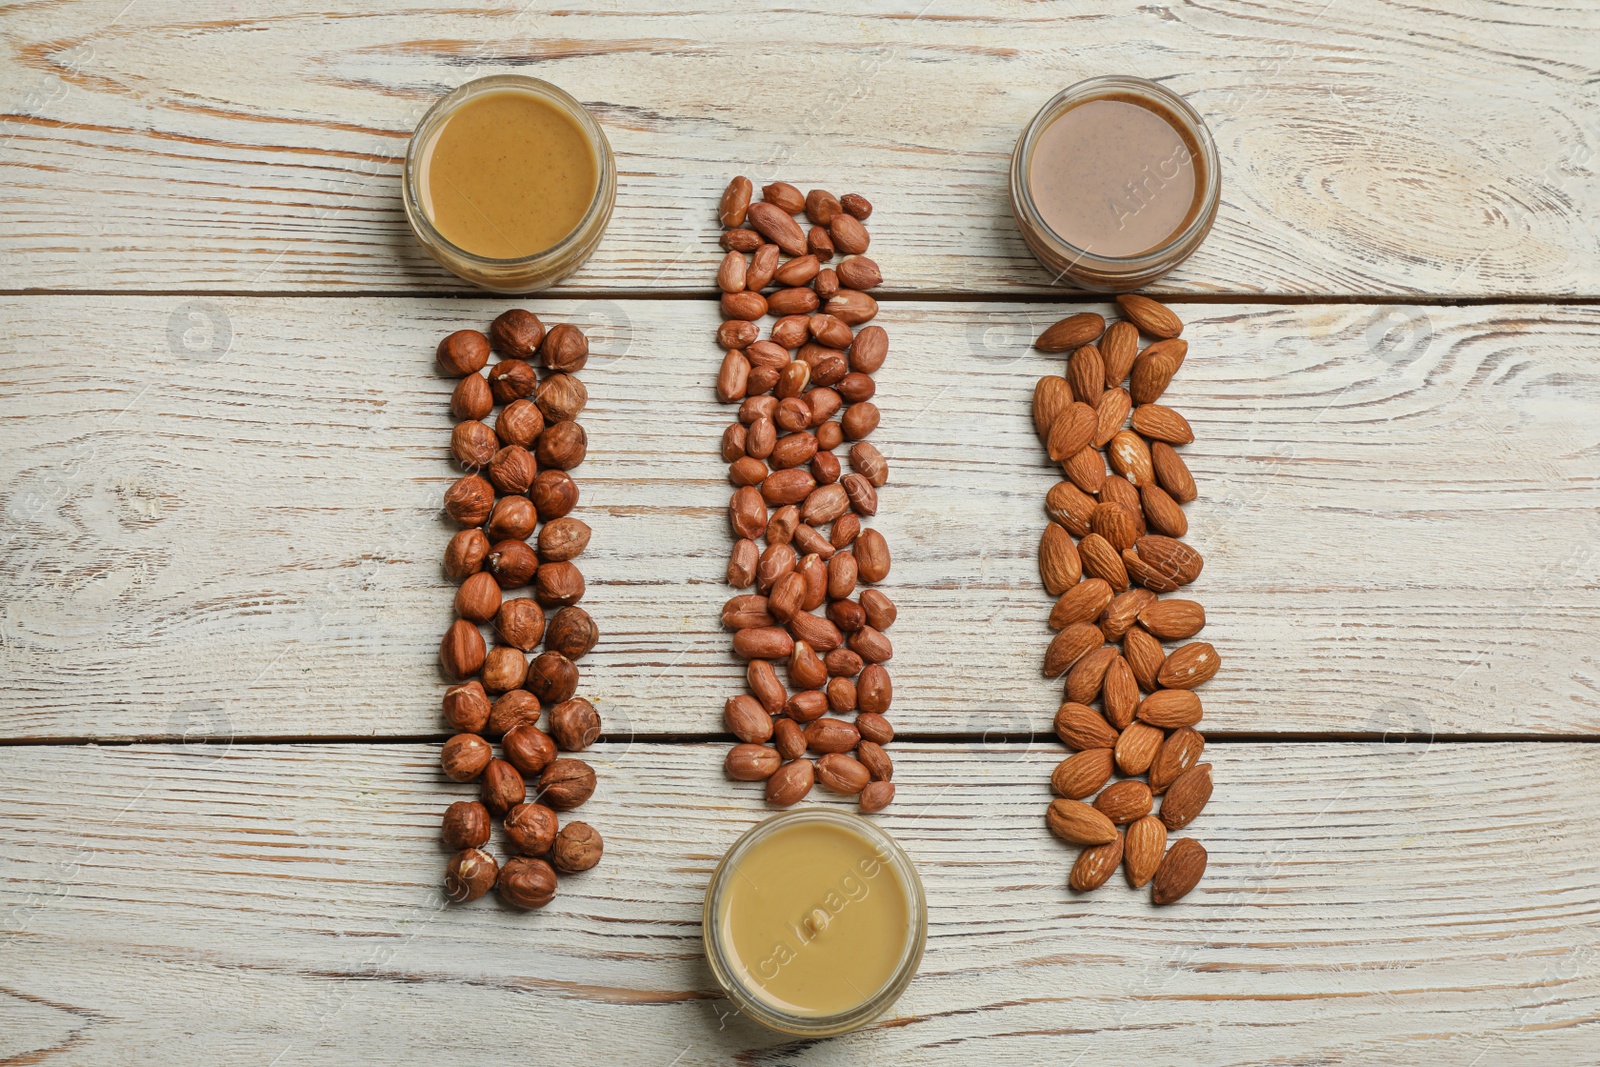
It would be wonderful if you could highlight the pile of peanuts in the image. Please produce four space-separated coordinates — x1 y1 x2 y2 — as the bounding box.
713 177 896 812
434 312 605 910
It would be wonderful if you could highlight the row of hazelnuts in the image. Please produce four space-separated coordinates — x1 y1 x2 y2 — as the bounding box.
435 310 606 910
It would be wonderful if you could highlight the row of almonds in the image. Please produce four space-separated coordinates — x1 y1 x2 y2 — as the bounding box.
1033 296 1215 905
435 313 605 908
714 177 897 812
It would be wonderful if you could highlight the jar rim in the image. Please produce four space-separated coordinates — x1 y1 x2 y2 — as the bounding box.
402 74 615 269
1011 75 1220 279
702 807 927 1037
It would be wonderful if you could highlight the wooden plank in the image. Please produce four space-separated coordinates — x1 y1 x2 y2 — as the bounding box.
2 297 1598 741
0 741 1596 1064
2 2 1599 296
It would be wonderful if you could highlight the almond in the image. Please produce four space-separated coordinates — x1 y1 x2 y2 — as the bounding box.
1051 747 1114 799
1108 429 1155 486
1077 533 1129 591
1159 763 1213 830
1097 472 1141 512
1054 702 1120 750
1067 345 1105 406
1138 598 1205 640
1131 403 1195 445
1149 726 1205 794
1158 641 1220 689
1139 482 1188 538
1152 837 1206 905
1136 688 1203 728
1046 481 1097 537
1123 627 1165 692
1094 780 1153 824
1035 312 1106 353
1050 577 1115 630
1132 534 1203 586
1128 341 1186 404
1123 815 1167 888
1033 377 1073 443
1151 442 1197 503
1063 445 1108 494
1098 587 1156 640
746 201 806 256
1065 645 1120 704
1069 831 1124 891
1122 546 1183 593
1099 320 1140 387
1101 655 1139 729
1044 622 1104 677
1116 294 1184 339
1039 522 1083 596
1046 798 1117 846
1089 502 1141 552
1114 720 1163 776
1093 387 1132 447
1047 401 1098 462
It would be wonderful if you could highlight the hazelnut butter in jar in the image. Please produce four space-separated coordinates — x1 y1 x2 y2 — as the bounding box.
403 75 616 292
1011 76 1219 291
703 808 927 1036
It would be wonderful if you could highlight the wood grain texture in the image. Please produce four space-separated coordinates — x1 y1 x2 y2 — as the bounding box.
2 297 1598 742
0 741 1596 1064
2 1 1599 296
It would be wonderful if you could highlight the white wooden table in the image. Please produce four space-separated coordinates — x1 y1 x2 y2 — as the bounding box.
3 3 1599 1064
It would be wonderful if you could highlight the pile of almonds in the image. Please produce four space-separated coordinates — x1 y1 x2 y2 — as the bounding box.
435 311 605 909
1033 295 1215 906
714 177 896 813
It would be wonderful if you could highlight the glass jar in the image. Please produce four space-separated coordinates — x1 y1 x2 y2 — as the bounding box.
402 75 616 293
1010 76 1220 292
703 807 927 1037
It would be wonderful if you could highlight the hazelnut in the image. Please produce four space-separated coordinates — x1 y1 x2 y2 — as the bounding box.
494 597 545 652
488 358 538 404
531 469 579 521
486 539 539 589
536 421 587 471
538 757 596 810
486 495 537 542
503 723 557 777
496 856 557 909
536 517 591 562
441 733 493 782
550 821 603 872
495 399 544 449
534 561 585 607
442 680 490 733
488 690 541 737
443 474 494 527
487 445 537 496
540 323 588 373
439 618 486 679
544 606 598 660
480 645 528 694
536 372 588 423
503 801 558 856
479 757 526 815
437 330 490 377
444 528 490 581
450 372 493 421
444 847 497 902
490 308 545 358
549 697 601 751
450 419 498 470
453 571 501 624
441 800 491 850
526 650 579 703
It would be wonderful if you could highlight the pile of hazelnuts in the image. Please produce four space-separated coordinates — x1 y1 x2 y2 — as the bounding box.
435 310 604 909
714 178 897 813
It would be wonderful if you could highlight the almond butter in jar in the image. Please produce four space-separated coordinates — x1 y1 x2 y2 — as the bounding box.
403 75 616 293
1010 77 1219 292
